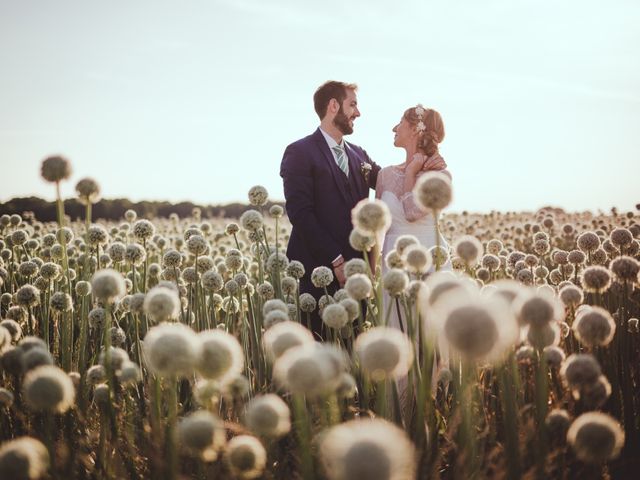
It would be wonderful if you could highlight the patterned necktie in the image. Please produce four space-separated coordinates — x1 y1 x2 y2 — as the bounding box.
332 145 349 177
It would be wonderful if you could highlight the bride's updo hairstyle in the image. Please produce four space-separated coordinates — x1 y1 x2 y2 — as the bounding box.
403 105 445 157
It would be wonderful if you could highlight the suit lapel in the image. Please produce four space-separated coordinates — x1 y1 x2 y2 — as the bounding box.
344 142 366 197
312 129 351 204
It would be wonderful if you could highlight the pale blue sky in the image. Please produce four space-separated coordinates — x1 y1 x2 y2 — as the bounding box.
1 0 638 213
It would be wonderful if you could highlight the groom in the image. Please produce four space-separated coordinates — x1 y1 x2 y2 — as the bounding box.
280 80 380 337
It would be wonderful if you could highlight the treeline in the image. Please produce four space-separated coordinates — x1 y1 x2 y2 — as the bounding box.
0 197 285 222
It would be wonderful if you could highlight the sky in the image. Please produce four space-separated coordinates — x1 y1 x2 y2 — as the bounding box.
1 0 639 213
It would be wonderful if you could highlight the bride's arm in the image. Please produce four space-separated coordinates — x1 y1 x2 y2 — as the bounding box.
400 154 449 222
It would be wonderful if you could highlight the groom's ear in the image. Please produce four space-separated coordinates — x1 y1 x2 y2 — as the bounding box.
328 98 340 114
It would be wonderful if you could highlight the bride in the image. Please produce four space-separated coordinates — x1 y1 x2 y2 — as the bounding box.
374 104 451 420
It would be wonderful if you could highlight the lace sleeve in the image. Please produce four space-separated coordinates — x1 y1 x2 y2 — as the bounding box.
399 190 427 222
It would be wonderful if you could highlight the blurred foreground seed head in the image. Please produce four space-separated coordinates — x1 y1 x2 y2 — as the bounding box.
319 418 416 480
143 323 200 378
0 436 50 480
176 410 226 462
244 393 291 439
567 412 624 464
224 435 267 480
355 327 413 381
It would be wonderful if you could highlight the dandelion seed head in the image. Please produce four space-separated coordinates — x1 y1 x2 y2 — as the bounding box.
91 269 125 303
610 227 633 248
23 347 54 372
575 374 611 409
240 210 264 232
273 344 344 397
561 354 602 390
552 250 569 265
454 235 483 265
23 365 75 413
352 199 391 235
311 266 334 288
197 329 244 383
345 273 372 300
546 409 571 437
263 310 289 329
514 290 564 328
299 293 317 313
349 229 376 252
567 412 624 464
256 282 274 300
340 298 360 321
286 260 305 279
98 346 129 372
0 319 22 342
414 171 452 212
384 249 404 269
265 252 289 274
355 327 413 381
319 418 416 480
225 435 267 480
143 286 181 322
143 323 200 377
0 436 50 480
343 258 367 278
248 185 269 206
186 234 208 256
132 219 155 241
75 177 100 204
18 336 47 353
543 345 566 367
559 284 583 308
49 292 73 313
403 244 432 274
382 269 409 297
244 393 291 438
87 225 109 246
567 250 586 265
16 285 40 308
177 410 226 462
322 303 349 329
525 322 561 349
580 266 612 294
86 364 107 384
572 306 616 347
263 321 314 361
41 155 72 183
201 270 223 292
610 256 640 282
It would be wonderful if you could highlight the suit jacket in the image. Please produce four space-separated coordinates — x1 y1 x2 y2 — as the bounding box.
280 128 380 297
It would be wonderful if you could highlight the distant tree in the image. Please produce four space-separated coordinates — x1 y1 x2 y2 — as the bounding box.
0 197 285 221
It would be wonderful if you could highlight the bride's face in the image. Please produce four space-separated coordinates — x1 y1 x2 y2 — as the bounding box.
392 117 417 149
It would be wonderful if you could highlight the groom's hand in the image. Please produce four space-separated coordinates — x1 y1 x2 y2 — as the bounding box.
334 263 346 287
332 255 347 287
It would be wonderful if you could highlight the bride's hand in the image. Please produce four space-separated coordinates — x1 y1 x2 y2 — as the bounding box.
422 155 447 172
406 153 426 175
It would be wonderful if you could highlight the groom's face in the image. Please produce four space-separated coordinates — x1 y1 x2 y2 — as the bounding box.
333 89 360 135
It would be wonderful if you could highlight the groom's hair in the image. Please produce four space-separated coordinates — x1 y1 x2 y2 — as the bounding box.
313 81 358 120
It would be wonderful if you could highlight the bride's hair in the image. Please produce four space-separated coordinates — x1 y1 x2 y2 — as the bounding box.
403 106 445 157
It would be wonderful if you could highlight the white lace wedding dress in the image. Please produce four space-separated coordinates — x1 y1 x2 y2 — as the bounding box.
375 163 451 422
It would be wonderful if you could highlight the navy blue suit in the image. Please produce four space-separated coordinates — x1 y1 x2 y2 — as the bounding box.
280 128 380 335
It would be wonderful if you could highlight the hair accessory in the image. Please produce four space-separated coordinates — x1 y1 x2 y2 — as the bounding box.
415 104 426 133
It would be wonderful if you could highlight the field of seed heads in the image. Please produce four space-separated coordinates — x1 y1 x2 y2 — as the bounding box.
0 155 638 479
